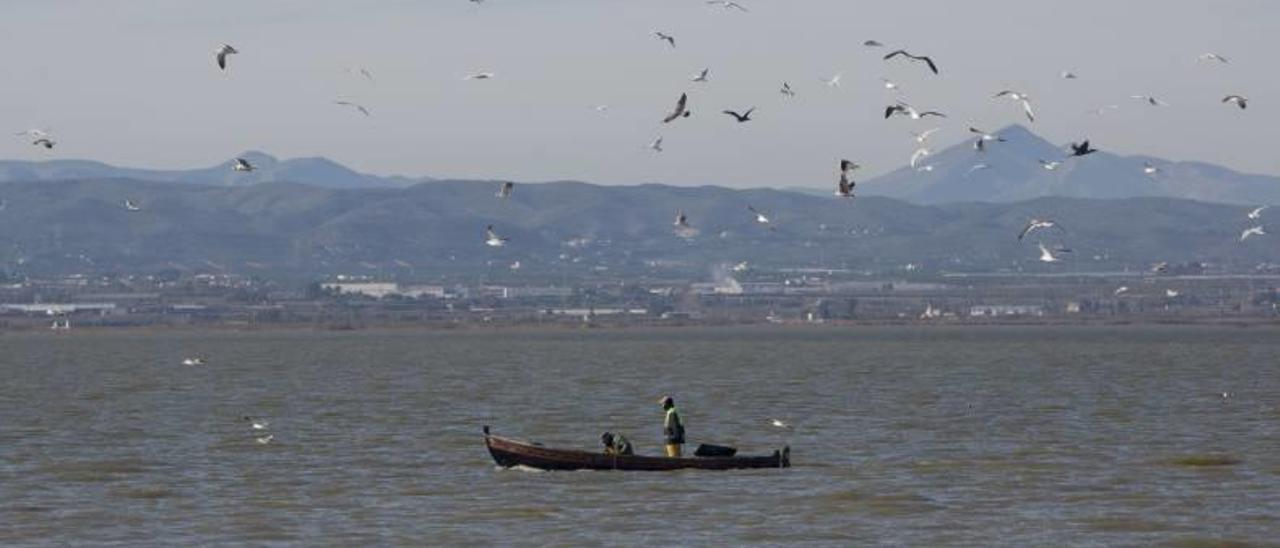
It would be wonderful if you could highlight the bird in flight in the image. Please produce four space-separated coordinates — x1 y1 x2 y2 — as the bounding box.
1069 140 1097 157
691 68 711 83
674 210 690 229
496 181 514 199
1018 219 1064 241
182 357 205 366
910 148 930 170
881 78 900 92
912 128 940 144
706 1 748 12
32 137 55 149
885 102 946 120
233 158 255 172
722 107 755 123
822 72 842 88
1240 226 1266 242
653 31 676 48
1198 53 1229 64
863 40 884 48
964 163 990 177
215 44 238 71
464 71 495 80
1222 95 1248 110
836 159 859 198
1247 206 1267 220
769 419 793 429
662 93 691 123
1038 159 1062 171
649 136 664 152
883 50 939 74
1060 70 1078 79
779 81 796 97
1143 162 1160 177
485 225 508 247
969 127 1006 152
123 199 142 212
747 206 773 227
1038 243 1062 263
1131 95 1169 107
994 90 1036 122
334 100 371 116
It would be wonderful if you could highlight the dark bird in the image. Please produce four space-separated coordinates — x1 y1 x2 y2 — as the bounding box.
215 44 238 71
1222 95 1248 110
863 40 884 47
883 50 939 74
496 181 514 199
653 31 676 48
233 158 255 172
1069 140 1097 157
663 93 691 123
885 102 946 120
969 127 1006 152
836 159 859 198
722 107 755 123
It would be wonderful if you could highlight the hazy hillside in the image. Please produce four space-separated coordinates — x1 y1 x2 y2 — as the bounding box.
0 178 1273 278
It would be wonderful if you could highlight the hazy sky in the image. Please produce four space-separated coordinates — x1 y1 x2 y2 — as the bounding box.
3 0 1276 187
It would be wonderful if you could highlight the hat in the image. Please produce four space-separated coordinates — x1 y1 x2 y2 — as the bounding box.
658 395 674 406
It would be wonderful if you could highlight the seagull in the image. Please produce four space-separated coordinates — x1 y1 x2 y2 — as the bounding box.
836 159 859 198
674 210 690 229
233 158 255 172
1198 53 1229 64
1038 159 1062 171
722 107 755 123
747 206 768 225
769 419 793 430
123 199 141 212
706 0 749 11
909 148 930 170
255 434 274 445
333 100 371 116
970 127 1006 152
31 138 55 150
822 72 842 88
1241 226 1266 241
916 164 935 173
485 225 508 247
662 93 691 123
1143 162 1160 176
1069 140 1097 157
1165 289 1180 298
1131 95 1169 107
691 68 711 83
732 261 749 272
1152 262 1169 274
885 102 946 120
348 67 374 81
1114 286 1130 295
214 44 238 71
1222 95 1248 110
653 31 676 48
881 78 899 91
911 128 940 144
883 50 939 74
242 416 269 430
1038 243 1062 263
965 163 990 177
182 357 205 366
593 105 610 114
464 71 495 80
1061 70 1078 79
779 81 796 97
994 90 1036 122
1247 206 1267 220
509 261 521 271
496 181 514 199
649 136 664 152
1019 219 1064 240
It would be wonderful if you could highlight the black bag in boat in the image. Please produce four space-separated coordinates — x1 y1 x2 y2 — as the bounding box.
693 443 737 457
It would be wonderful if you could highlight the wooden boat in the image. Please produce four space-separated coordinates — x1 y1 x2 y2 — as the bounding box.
483 426 790 471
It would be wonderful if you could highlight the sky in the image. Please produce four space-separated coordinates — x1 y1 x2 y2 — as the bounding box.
2 0 1277 188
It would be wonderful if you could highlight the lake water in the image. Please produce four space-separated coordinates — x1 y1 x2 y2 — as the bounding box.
1 326 1278 546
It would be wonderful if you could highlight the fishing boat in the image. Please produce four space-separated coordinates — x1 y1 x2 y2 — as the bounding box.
483 426 790 471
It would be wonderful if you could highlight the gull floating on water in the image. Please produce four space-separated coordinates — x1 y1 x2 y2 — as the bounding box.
333 100 371 116
485 225 508 247
215 44 238 71
884 49 939 74
1019 219 1064 240
1247 206 1267 220
1241 226 1266 241
691 68 711 83
256 434 274 445
182 357 205 366
243 416 269 430
1222 95 1248 110
653 31 676 48
496 181 514 199
769 419 793 429
233 158 255 172
662 93 691 123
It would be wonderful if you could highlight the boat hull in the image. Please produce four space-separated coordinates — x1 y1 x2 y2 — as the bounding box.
483 427 790 471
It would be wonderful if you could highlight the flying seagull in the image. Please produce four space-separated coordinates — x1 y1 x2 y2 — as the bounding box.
215 44 238 71
464 71 495 80
881 78 899 91
911 128 940 144
32 137 55 150
863 40 884 48
1131 95 1169 107
1198 53 1229 64
779 81 796 97
1241 226 1266 241
485 226 508 247
1038 243 1062 263
182 357 205 366
836 159 859 198
769 419 793 429
255 434 274 445
909 147 930 170
653 31 676 48
885 102 946 120
822 72 842 88
965 163 991 177
233 158 255 172
994 90 1036 122
722 107 755 123
691 68 711 83
1018 219 1065 241
970 127 1006 152
496 181 514 199
747 206 772 226
1114 286 1130 296
649 136 664 152
706 1 749 11
1165 289 1180 298
662 93 691 123
1143 162 1160 176
1038 159 1062 171
883 50 939 74
123 199 141 212
1069 140 1097 157
347 67 374 81
334 100 371 116
1222 95 1248 110
674 210 690 229
1247 206 1267 220
1061 70 1078 79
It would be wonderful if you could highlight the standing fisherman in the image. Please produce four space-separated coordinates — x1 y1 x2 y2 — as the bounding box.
659 395 685 457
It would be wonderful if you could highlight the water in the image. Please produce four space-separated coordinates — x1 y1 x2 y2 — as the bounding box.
2 326 1278 546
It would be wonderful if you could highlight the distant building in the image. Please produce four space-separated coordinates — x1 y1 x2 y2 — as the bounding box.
969 305 1044 317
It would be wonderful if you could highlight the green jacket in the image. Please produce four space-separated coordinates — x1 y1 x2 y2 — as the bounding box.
663 407 686 444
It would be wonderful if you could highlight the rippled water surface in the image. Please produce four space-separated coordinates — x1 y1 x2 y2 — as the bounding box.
2 326 1278 546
